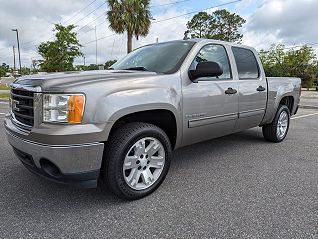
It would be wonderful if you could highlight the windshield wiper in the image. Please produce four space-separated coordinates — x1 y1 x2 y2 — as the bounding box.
123 66 149 71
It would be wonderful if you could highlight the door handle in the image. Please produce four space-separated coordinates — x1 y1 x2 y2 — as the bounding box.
257 86 266 92
225 87 237 95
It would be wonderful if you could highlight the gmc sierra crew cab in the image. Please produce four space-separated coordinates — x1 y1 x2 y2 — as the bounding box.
5 39 301 200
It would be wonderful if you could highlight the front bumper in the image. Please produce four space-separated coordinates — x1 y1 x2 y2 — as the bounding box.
5 125 104 188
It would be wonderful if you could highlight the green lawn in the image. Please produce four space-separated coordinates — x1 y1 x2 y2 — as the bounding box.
0 93 10 99
0 84 10 90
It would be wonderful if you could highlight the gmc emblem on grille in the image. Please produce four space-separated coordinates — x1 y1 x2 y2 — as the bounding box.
10 99 21 112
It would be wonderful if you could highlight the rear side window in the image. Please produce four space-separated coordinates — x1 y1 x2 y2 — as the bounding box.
232 47 259 79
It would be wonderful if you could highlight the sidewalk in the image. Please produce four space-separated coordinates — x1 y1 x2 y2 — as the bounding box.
300 90 318 109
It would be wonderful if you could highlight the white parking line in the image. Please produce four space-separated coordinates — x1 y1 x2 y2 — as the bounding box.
0 113 6 115
292 112 318 120
0 102 8 104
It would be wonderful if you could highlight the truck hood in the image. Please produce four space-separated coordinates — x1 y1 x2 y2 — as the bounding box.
12 70 159 92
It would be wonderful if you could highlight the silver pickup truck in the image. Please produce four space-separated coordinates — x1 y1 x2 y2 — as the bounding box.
5 39 301 200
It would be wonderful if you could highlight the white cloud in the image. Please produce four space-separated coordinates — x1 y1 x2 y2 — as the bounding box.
243 0 318 51
0 0 104 66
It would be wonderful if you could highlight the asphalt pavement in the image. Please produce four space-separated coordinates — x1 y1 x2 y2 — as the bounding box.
0 103 317 239
300 90 318 109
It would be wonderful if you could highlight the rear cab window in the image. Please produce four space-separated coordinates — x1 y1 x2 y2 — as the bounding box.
232 47 260 79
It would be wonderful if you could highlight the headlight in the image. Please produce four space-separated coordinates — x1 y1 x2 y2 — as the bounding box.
43 94 85 124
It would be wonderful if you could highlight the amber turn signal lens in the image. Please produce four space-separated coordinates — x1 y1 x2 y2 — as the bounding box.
67 95 85 123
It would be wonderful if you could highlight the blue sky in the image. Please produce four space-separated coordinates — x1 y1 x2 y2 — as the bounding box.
0 0 317 67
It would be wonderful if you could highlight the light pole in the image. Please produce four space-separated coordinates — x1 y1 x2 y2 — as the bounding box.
12 29 21 74
94 26 97 66
12 46 16 74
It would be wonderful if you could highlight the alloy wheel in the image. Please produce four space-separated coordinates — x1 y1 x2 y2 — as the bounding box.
123 137 165 190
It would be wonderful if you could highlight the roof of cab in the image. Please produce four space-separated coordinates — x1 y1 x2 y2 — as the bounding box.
136 38 256 52
184 38 255 50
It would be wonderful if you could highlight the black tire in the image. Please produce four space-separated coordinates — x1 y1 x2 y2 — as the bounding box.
102 122 172 200
262 105 290 143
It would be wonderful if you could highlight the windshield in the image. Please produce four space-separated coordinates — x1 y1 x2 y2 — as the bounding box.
111 41 195 74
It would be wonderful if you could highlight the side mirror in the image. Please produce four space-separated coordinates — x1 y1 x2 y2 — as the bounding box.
189 61 223 83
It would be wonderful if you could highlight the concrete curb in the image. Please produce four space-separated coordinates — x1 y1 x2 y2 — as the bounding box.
301 96 318 99
299 104 318 110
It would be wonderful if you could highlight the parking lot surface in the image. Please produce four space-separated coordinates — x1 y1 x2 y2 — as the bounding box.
0 103 317 238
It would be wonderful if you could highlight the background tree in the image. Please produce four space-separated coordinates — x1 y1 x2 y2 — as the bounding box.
186 12 212 38
30 60 40 74
107 0 151 53
20 67 31 75
259 44 317 89
37 24 83 72
0 67 6 77
185 9 246 42
0 63 10 77
76 60 117 71
105 60 117 69
259 44 286 77
313 62 318 90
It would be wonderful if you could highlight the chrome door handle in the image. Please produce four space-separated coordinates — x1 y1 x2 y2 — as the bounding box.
257 86 266 92
225 88 237 95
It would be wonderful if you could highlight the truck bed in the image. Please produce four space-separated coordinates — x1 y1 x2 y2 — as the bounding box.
262 77 301 124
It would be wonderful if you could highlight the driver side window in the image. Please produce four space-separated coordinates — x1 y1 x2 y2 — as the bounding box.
190 44 232 80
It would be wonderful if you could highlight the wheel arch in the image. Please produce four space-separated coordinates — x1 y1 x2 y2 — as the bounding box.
279 96 294 113
261 93 295 125
105 106 180 150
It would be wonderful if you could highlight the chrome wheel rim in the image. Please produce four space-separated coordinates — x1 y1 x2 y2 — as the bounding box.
123 137 165 190
277 111 288 139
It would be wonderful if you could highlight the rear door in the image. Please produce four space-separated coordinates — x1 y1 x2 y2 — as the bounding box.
232 47 267 131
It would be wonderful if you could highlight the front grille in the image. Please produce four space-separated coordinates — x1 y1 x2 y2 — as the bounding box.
11 89 34 127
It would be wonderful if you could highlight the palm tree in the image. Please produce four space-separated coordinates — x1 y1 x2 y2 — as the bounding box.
107 0 152 53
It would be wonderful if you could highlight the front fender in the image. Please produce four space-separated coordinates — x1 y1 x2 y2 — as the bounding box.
94 87 182 143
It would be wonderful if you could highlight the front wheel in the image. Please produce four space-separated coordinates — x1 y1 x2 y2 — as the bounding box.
102 122 172 200
262 105 290 143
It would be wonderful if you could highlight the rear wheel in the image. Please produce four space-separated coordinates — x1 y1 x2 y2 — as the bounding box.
262 105 290 143
102 122 172 200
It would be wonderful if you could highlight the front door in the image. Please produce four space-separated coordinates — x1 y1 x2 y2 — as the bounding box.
182 44 239 146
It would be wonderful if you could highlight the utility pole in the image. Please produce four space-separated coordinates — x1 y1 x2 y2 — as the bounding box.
94 26 98 66
156 37 159 43
83 56 86 66
12 29 21 74
12 46 16 75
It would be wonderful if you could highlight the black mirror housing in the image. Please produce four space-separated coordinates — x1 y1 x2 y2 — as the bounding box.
189 61 223 82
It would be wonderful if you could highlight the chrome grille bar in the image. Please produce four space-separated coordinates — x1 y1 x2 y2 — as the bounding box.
10 89 35 127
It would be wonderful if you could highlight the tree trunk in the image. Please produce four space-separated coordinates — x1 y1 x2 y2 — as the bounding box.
127 31 133 54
